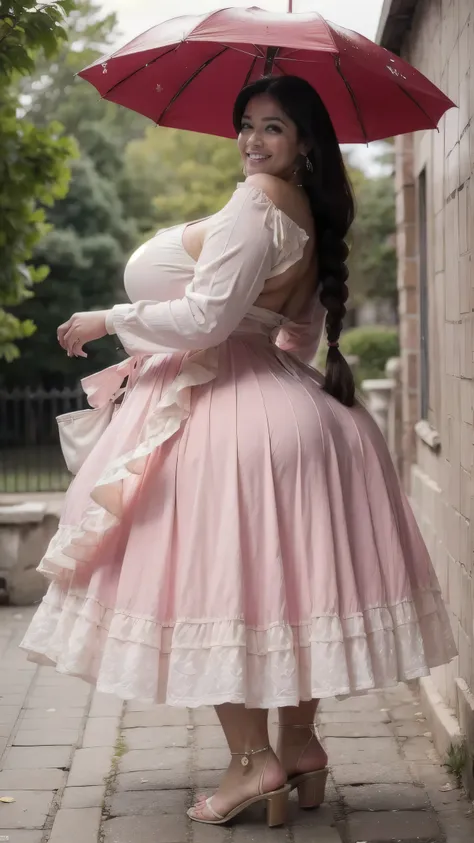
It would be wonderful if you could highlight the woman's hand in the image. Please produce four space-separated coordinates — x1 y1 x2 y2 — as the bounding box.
57 310 110 358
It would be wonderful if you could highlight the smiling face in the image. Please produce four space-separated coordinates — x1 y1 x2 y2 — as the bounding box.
237 93 308 181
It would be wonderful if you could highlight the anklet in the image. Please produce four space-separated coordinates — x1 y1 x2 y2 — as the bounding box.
231 744 270 767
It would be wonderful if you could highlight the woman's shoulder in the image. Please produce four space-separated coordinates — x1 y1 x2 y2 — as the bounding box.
242 175 313 236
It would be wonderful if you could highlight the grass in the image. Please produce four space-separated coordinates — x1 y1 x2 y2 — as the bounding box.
444 741 468 786
0 446 71 493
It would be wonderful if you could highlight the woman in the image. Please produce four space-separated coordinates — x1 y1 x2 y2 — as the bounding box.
21 76 456 828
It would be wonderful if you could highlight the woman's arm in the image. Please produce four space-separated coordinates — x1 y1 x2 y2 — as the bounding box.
105 183 279 356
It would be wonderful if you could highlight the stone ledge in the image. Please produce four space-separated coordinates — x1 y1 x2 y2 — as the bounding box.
418 676 462 763
0 503 47 525
455 678 474 797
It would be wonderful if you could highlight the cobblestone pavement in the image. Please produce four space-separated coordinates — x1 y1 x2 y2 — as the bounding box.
0 607 473 842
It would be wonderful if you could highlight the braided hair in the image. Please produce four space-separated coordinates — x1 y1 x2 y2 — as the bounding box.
233 76 356 407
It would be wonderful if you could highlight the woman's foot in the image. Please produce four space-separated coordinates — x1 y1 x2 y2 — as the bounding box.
277 724 328 779
190 746 287 822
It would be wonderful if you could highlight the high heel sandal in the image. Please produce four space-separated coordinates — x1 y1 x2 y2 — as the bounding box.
279 724 328 809
187 745 290 827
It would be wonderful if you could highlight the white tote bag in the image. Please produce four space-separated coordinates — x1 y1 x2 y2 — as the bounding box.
57 403 116 475
56 358 133 475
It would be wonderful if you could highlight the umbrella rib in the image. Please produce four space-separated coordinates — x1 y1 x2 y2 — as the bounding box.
396 83 439 130
242 54 258 88
103 44 179 98
157 45 230 125
333 56 368 144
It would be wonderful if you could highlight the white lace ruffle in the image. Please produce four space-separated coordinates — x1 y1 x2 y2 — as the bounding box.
21 585 457 708
37 348 219 583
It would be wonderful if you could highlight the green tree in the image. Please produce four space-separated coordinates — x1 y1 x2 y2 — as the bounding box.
1 0 150 387
348 145 397 312
20 0 148 146
123 126 244 235
0 1 76 361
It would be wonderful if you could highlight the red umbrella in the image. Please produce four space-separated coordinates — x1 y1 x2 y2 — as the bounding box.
79 6 455 143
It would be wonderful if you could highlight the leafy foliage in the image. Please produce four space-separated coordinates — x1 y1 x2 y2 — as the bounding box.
0 1 76 361
339 325 400 384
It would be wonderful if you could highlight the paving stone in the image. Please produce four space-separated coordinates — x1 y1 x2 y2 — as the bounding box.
13 728 80 747
437 805 474 843
232 823 288 842
0 790 55 829
341 783 429 812
0 832 43 842
82 717 119 748
116 769 191 791
191 823 230 843
119 747 190 774
34 673 86 690
17 713 83 729
400 736 439 763
67 746 115 786
0 768 66 790
319 722 393 739
24 689 90 709
49 807 102 843
62 785 106 808
389 702 423 720
318 710 390 725
319 695 383 713
193 748 230 771
123 706 189 728
123 726 188 750
325 737 400 765
123 700 155 713
108 788 189 816
331 762 412 785
293 828 342 843
393 719 431 738
20 711 83 726
0 696 26 707
344 809 441 842
381 684 418 705
1 746 71 770
88 692 123 718
288 801 335 827
103 814 188 842
194 726 227 749
0 708 21 726
192 707 219 726
409 761 456 788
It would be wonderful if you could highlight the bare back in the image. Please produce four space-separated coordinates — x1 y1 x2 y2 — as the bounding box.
182 175 316 321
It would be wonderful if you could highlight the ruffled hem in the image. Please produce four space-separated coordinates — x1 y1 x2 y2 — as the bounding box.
38 348 219 583
20 586 457 708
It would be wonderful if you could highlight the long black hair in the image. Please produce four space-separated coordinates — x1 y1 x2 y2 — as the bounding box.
233 75 356 407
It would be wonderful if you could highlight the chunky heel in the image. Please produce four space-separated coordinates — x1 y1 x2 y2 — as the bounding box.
295 769 328 809
266 786 290 827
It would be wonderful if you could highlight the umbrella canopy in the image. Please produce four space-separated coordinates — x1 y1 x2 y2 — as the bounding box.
79 6 455 143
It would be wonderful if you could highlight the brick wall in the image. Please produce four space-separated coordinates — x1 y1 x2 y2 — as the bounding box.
395 0 473 712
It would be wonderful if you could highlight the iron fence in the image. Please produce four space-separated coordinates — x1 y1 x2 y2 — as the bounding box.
0 385 88 493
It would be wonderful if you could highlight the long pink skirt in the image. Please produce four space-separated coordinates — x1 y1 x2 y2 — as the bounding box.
20 335 456 707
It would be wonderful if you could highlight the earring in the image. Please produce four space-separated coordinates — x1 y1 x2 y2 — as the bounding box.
305 156 313 173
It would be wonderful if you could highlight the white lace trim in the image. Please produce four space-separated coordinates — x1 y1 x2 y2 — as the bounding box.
37 348 219 582
20 587 457 708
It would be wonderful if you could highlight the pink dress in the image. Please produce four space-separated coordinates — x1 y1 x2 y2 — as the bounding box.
20 183 456 707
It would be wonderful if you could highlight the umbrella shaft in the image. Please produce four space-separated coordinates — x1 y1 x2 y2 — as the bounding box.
288 0 293 11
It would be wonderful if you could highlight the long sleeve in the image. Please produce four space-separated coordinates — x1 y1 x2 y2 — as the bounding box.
275 297 326 365
106 184 290 357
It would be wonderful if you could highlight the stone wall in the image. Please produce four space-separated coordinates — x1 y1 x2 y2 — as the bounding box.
395 0 473 748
